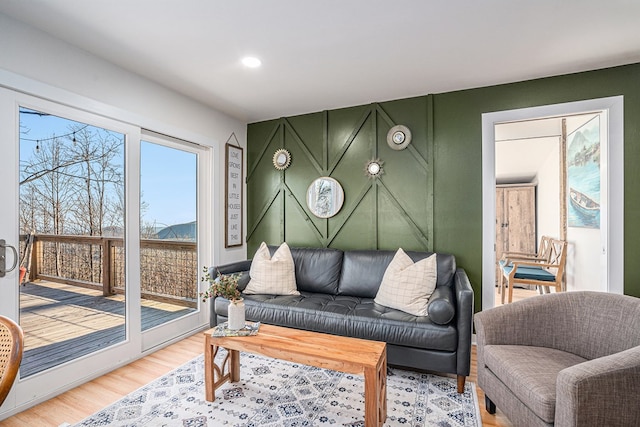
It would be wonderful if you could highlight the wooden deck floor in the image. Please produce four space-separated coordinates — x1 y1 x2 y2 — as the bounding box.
19 280 195 377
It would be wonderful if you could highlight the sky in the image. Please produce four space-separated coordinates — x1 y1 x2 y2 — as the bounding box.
19 107 197 228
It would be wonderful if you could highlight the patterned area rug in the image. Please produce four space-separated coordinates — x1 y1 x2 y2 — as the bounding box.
73 350 481 427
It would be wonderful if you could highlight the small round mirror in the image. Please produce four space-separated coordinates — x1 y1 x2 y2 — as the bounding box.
273 149 291 170
307 177 344 218
386 125 412 150
365 159 384 178
392 131 406 144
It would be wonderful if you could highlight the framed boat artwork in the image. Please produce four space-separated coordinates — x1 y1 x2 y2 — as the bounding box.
567 116 600 229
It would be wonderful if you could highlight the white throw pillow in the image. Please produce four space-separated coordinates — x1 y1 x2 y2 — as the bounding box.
374 248 437 316
244 242 299 295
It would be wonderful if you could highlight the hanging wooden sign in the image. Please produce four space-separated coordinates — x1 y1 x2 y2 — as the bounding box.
225 143 243 247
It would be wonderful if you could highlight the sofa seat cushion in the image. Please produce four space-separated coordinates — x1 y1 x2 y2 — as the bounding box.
215 292 457 351
483 345 588 423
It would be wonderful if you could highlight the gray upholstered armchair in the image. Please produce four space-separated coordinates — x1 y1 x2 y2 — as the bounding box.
475 291 640 427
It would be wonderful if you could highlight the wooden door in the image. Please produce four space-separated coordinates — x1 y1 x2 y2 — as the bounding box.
504 186 536 253
495 185 536 283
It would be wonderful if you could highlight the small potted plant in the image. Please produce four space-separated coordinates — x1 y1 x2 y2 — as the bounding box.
201 267 245 330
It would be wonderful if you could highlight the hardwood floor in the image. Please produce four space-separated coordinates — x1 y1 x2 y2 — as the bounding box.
2 329 514 426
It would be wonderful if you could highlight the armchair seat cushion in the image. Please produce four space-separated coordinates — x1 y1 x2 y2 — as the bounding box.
501 265 556 282
484 345 588 423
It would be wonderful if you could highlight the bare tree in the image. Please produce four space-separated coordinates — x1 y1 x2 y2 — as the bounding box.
19 111 125 282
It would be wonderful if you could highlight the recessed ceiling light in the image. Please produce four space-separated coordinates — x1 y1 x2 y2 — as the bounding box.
241 56 262 68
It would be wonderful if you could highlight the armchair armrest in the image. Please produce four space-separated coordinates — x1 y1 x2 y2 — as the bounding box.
454 268 474 376
555 345 640 427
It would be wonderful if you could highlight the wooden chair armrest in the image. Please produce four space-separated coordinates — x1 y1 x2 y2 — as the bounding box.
503 255 542 263
501 251 537 258
512 260 556 269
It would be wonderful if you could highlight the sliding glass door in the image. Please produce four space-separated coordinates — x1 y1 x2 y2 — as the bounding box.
0 89 210 417
139 132 209 350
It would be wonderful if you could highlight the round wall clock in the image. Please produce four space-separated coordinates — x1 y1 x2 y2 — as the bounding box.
386 125 412 150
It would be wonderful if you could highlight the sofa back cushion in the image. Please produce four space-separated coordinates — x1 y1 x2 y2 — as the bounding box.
338 250 457 298
269 246 343 294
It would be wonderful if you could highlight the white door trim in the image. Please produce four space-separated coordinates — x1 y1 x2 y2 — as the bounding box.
481 96 624 310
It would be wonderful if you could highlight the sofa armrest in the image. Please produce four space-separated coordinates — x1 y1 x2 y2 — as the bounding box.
555 345 640 427
454 268 474 376
212 260 252 276
427 286 455 325
211 260 252 290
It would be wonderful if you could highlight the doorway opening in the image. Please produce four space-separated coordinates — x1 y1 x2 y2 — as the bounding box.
482 97 624 310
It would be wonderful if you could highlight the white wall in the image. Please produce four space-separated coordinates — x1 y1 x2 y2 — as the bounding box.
535 138 561 241
0 13 247 266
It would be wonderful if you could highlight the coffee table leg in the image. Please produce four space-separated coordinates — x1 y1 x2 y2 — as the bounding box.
230 349 240 382
204 341 215 401
205 345 241 402
364 349 387 427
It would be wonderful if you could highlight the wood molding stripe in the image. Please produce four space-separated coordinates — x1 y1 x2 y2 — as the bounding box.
426 94 434 250
247 121 281 181
328 107 372 175
377 180 430 247
283 118 323 175
374 104 395 128
282 182 326 245
246 187 282 241
328 182 373 246
323 110 329 170
376 103 428 171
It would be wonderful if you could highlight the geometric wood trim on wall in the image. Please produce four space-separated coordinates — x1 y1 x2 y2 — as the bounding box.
246 96 434 255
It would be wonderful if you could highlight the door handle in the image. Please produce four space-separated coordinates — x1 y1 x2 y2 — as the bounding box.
0 239 19 278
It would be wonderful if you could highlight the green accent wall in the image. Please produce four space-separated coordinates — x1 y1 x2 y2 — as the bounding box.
248 62 640 309
247 98 434 254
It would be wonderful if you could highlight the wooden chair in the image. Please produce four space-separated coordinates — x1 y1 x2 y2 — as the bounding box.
498 235 553 303
500 238 567 304
0 315 24 406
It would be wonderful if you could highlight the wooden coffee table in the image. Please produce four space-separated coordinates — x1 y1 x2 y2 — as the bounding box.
204 323 387 427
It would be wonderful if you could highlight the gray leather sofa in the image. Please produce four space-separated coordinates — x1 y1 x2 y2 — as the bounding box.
211 246 474 392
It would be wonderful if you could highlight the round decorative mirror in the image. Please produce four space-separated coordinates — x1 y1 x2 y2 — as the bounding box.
306 177 344 218
386 125 412 150
273 149 291 170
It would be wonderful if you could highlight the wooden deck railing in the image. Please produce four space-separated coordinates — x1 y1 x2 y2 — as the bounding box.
22 233 197 308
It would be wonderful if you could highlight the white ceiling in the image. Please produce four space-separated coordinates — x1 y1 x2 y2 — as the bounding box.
1 1 639 123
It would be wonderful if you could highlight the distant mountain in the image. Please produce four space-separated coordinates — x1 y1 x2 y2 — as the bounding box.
102 226 124 237
156 221 196 241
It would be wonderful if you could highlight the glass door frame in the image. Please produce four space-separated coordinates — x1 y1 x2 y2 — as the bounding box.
0 87 211 418
139 130 211 352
